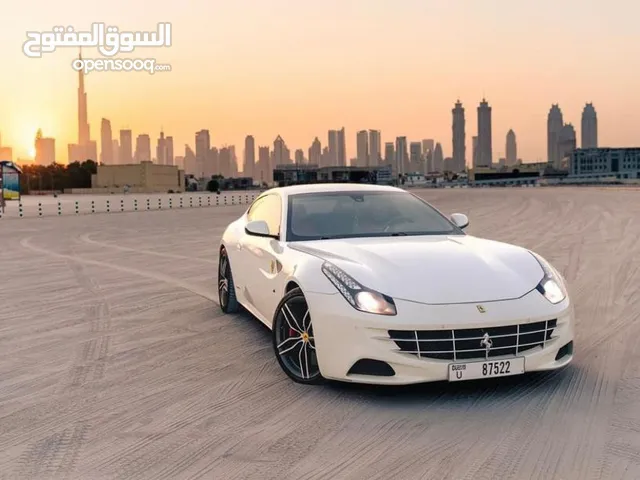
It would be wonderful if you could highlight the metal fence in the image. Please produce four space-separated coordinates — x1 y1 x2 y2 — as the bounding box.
0 192 258 219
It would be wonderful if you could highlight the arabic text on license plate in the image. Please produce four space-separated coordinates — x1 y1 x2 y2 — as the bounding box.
448 357 525 382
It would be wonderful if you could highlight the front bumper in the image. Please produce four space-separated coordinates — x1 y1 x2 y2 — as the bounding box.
305 289 575 385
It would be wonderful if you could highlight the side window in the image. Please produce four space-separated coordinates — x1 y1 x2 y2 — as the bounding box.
247 194 281 236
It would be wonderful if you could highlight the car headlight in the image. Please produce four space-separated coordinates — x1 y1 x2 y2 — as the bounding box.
321 261 397 315
531 252 567 304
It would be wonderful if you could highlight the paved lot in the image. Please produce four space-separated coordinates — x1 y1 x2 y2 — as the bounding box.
1 187 639 480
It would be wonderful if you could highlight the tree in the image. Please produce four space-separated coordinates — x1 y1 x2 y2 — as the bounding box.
206 179 219 192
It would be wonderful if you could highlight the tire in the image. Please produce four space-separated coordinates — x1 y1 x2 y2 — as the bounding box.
218 247 240 313
272 287 324 385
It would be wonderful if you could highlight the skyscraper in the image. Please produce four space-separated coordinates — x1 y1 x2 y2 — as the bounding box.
547 104 564 163
452 100 466 172
368 130 381 166
394 136 407 176
581 103 598 148
135 134 151 162
476 98 492 167
119 130 132 164
433 143 444 172
294 149 304 164
327 130 338 166
111 139 119 164
472 136 478 167
258 146 270 183
100 118 113 165
409 142 422 172
35 131 55 165
558 124 576 162
195 130 210 177
384 142 394 166
356 130 369 167
78 52 90 147
156 131 167 164
422 139 434 173
337 127 346 166
68 51 97 163
506 129 517 166
308 137 321 165
166 136 174 165
244 135 255 178
273 135 288 165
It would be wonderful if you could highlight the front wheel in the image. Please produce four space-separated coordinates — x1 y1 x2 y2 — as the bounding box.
272 288 324 385
218 247 240 313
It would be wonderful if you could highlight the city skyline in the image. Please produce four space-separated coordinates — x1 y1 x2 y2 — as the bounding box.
2 1 639 163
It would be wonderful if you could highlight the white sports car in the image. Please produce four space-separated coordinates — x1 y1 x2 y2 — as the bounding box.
218 183 575 385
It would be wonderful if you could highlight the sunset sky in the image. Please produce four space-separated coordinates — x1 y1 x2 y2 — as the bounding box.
1 0 639 166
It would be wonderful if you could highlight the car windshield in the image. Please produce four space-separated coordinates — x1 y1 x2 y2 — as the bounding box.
286 190 463 241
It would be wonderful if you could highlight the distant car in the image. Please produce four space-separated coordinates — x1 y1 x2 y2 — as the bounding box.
218 183 575 385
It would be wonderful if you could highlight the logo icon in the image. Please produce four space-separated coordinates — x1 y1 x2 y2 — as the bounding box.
476 305 486 313
480 332 493 359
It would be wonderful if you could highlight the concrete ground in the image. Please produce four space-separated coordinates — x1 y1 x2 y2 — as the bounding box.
0 187 639 480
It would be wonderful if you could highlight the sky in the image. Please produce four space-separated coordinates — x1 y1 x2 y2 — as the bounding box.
1 0 639 166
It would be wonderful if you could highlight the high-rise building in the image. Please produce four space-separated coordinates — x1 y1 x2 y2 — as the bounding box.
100 118 113 165
78 52 90 147
433 143 444 172
506 129 517 166
184 145 197 174
422 139 434 173
135 134 151 162
195 130 210 177
308 137 321 165
472 136 478 167
384 142 394 166
35 130 55 165
258 146 270 183
368 130 381 166
356 130 369 167
409 142 422 172
273 135 289 165
452 100 466 172
337 127 346 166
119 130 133 164
581 103 598 148
166 136 174 165
547 104 564 163
327 130 338 166
244 135 255 178
476 98 492 167
558 124 577 161
294 149 304 164
156 131 167 164
111 139 119 164
67 51 97 163
394 136 407 176
219 147 231 177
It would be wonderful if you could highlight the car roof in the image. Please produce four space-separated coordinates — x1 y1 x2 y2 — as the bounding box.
262 183 405 199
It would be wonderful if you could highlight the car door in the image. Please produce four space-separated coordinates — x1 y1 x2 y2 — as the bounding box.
241 193 284 320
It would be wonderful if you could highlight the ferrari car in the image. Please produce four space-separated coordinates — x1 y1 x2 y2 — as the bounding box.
218 183 574 385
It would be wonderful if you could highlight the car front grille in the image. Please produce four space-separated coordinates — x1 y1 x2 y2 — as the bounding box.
388 319 557 361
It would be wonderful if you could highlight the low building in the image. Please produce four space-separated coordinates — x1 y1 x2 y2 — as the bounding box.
569 148 640 180
273 164 384 186
469 165 541 186
66 161 185 194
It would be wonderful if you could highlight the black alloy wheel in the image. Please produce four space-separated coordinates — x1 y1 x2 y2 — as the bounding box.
218 247 239 313
272 288 324 384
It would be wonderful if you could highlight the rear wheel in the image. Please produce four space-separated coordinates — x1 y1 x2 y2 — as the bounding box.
218 247 239 313
272 288 324 384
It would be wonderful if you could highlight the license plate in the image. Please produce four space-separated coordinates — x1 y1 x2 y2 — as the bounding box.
448 357 525 382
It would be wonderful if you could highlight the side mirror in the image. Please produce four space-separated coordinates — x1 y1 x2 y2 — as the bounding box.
245 220 276 238
450 213 469 229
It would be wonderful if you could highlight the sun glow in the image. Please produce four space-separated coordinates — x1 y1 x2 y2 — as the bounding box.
28 146 36 158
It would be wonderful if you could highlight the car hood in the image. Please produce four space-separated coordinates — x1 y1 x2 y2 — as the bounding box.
290 235 544 304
